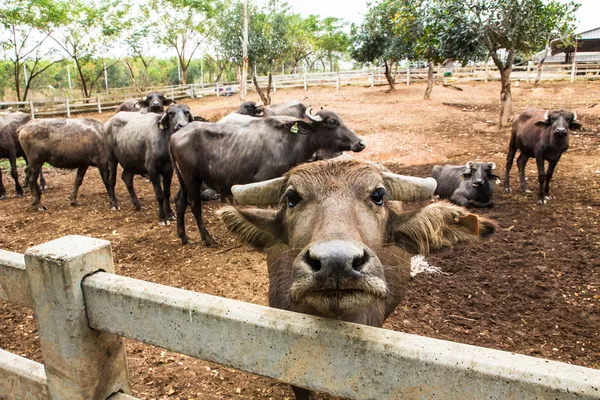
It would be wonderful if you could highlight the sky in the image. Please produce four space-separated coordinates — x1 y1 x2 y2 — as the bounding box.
292 0 600 32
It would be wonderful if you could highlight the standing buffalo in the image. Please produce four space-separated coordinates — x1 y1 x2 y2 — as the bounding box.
116 91 175 114
432 161 500 208
504 109 581 204
18 118 116 210
0 112 46 198
105 104 193 225
220 158 496 399
170 108 366 246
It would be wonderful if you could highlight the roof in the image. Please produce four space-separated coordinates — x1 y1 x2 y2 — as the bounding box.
550 26 600 55
578 27 600 40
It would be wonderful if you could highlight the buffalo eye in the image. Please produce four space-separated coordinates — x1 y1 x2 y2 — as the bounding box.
285 189 302 208
327 119 339 128
370 188 386 206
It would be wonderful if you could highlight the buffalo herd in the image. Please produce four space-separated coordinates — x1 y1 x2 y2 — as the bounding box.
0 90 583 399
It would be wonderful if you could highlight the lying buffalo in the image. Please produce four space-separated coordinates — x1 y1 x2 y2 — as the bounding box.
170 108 366 246
105 104 193 224
220 158 496 399
505 109 581 204
116 91 175 114
432 161 500 208
0 112 46 198
19 118 116 210
235 100 306 118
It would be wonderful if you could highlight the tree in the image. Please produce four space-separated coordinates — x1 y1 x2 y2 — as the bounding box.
314 17 349 72
351 0 415 91
150 0 218 86
456 0 579 126
0 0 66 101
123 22 158 93
50 0 129 98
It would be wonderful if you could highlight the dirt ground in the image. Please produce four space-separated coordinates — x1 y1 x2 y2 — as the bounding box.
1 80 599 399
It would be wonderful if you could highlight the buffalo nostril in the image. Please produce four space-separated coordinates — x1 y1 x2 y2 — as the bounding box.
358 140 366 148
304 251 322 272
352 252 370 271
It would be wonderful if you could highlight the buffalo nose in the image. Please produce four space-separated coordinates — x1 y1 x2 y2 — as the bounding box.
473 179 484 186
556 128 567 135
304 240 370 281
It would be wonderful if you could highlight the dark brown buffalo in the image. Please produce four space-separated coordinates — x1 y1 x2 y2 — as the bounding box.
0 112 47 198
116 91 175 114
170 108 366 246
220 158 496 399
504 109 581 204
18 118 117 210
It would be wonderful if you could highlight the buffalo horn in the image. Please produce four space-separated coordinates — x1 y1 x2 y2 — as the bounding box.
305 107 323 122
573 111 577 121
231 177 287 205
255 101 263 107
382 173 437 202
489 162 496 169
465 161 474 168
543 110 550 121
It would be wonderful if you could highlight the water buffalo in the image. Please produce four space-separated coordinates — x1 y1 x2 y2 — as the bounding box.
105 104 193 225
170 107 366 246
219 158 496 399
504 109 581 204
18 118 116 210
116 91 175 114
235 100 306 118
432 161 500 208
0 112 47 198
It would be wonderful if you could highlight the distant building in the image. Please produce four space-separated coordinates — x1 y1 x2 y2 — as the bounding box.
534 26 600 63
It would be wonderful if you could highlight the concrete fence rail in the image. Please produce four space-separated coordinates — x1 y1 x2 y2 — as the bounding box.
1 235 600 400
2 63 599 119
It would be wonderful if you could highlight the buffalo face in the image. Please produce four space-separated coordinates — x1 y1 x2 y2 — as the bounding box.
139 92 176 114
305 108 366 153
534 110 582 138
159 104 193 133
462 161 500 189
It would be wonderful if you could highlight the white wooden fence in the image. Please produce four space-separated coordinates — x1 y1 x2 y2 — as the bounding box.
2 62 599 119
1 235 599 400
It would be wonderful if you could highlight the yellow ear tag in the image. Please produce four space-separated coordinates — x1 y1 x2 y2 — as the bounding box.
459 214 479 236
495 178 501 184
290 123 299 134
159 123 165 130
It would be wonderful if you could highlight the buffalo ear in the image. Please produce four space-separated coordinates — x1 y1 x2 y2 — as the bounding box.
219 206 283 250
188 112 194 123
164 99 176 106
570 121 582 130
136 100 149 108
158 113 168 129
278 119 312 135
534 119 550 127
387 201 496 255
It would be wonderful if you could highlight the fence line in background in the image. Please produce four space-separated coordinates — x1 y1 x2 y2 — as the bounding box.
1 63 599 118
1 235 599 400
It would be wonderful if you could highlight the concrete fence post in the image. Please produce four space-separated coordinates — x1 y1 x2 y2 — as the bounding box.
336 73 340 90
29 100 35 119
24 235 131 400
97 97 102 114
370 71 374 88
65 99 70 118
216 81 220 97
406 64 410 86
170 86 175 99
273 78 277 93
485 62 489 83
303 73 307 91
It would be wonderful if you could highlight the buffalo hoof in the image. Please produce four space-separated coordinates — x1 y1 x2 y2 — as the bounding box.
34 204 48 211
504 187 511 193
523 189 532 193
110 205 120 211
537 198 547 205
132 201 142 210
0 194 6 200
158 220 171 227
203 237 217 247
70 202 80 207
180 235 192 245
167 214 176 221
544 195 552 201
40 185 48 190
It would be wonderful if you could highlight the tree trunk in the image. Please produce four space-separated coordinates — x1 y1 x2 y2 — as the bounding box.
535 49 548 86
384 60 395 91
240 0 249 101
424 63 434 100
500 67 512 127
253 69 272 105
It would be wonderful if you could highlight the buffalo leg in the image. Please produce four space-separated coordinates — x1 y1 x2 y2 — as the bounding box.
161 168 175 221
122 170 142 210
28 163 46 210
69 165 89 206
516 154 529 193
0 166 5 200
450 192 471 207
535 155 547 204
292 386 315 400
9 154 24 197
544 157 560 200
175 188 191 244
148 170 169 225
189 183 217 247
39 169 47 190
99 164 118 209
504 148 517 193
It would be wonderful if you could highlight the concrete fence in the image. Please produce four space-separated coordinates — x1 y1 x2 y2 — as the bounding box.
2 62 600 119
1 235 599 400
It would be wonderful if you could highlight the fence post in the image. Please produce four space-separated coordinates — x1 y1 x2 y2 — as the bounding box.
304 73 307 91
190 84 195 98
485 62 489 83
406 64 410 86
370 71 374 88
24 235 131 400
216 81 220 97
65 99 70 118
527 62 532 82
336 73 340 90
273 78 277 93
29 100 35 119
171 86 175 99
97 97 102 114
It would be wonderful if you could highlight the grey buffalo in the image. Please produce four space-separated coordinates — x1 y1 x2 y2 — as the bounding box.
235 100 306 118
0 112 46 198
504 109 581 204
432 161 500 208
18 118 116 210
105 104 193 225
170 107 366 246
220 158 496 399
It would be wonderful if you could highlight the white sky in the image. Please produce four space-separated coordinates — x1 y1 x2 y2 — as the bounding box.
291 0 599 32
